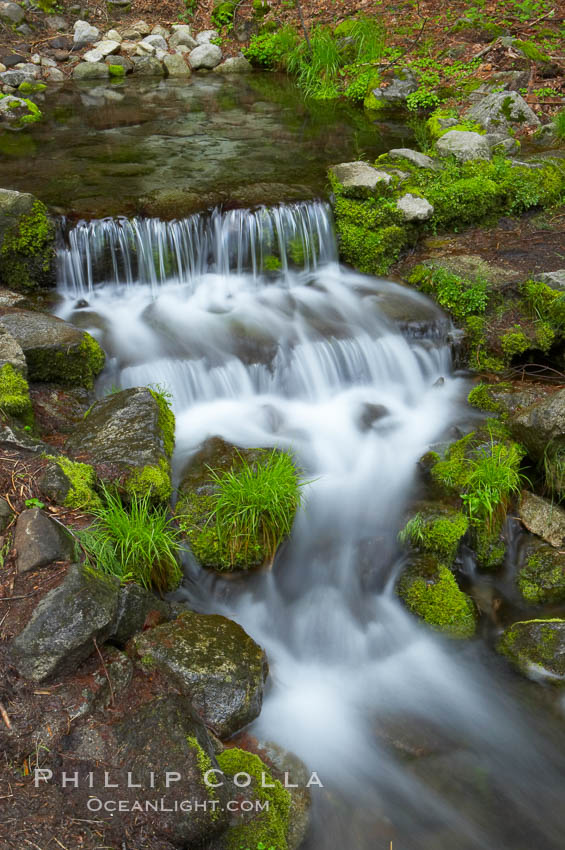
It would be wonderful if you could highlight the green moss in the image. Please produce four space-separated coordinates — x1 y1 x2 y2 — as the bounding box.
186 735 219 814
499 619 565 679
18 82 47 95
336 220 408 275
108 64 125 77
263 254 282 271
0 364 33 424
217 748 291 850
500 327 530 358
26 331 105 389
397 558 477 639
408 264 488 321
148 388 175 458
0 200 55 292
472 524 506 571
399 506 468 564
514 39 552 64
518 544 565 604
467 383 503 413
426 108 484 140
56 456 101 511
125 458 172 505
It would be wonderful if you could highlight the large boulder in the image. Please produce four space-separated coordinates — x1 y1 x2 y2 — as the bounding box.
188 43 223 70
64 387 174 503
435 130 491 162
466 91 540 133
396 553 477 638
13 508 75 574
519 491 565 549
61 695 230 846
329 161 392 199
130 611 268 737
0 190 56 292
0 309 105 388
498 619 565 681
10 563 120 682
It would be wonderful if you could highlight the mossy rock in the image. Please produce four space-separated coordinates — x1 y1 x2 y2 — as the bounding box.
65 387 174 504
0 190 56 292
517 540 565 605
0 362 33 425
396 553 477 638
130 611 268 738
399 501 468 565
498 619 565 681
64 695 230 845
39 456 100 511
212 748 291 850
176 437 298 572
0 309 104 389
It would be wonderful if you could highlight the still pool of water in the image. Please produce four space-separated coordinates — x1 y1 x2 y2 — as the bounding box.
0 73 411 218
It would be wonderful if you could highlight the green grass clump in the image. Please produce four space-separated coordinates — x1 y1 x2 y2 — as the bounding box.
79 486 182 592
208 449 303 568
287 26 342 99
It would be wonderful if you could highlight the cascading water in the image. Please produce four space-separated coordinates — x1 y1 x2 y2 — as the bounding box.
56 203 565 850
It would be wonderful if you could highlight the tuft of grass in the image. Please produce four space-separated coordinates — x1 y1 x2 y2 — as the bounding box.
207 449 304 567
460 442 525 530
78 486 182 592
287 26 342 99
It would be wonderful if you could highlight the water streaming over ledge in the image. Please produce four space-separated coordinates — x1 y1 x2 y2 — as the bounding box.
56 202 565 850
58 202 336 295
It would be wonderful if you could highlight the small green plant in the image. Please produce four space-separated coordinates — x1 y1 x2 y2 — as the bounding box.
207 450 304 567
79 486 183 592
460 442 524 529
25 497 45 510
178 0 198 22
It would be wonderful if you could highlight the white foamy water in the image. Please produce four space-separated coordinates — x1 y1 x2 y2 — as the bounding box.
56 204 565 850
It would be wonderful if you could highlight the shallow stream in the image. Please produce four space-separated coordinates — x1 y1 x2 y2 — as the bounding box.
16 75 565 849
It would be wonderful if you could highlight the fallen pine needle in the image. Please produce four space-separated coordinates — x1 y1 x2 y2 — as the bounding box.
0 701 12 730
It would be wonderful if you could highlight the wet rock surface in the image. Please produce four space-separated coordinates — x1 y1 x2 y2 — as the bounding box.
13 507 75 574
11 563 120 682
130 611 269 737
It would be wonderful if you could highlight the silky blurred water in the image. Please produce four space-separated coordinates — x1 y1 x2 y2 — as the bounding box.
55 203 565 850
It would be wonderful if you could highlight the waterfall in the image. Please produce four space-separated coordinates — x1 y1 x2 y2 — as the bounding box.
57 202 336 296
54 201 565 850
